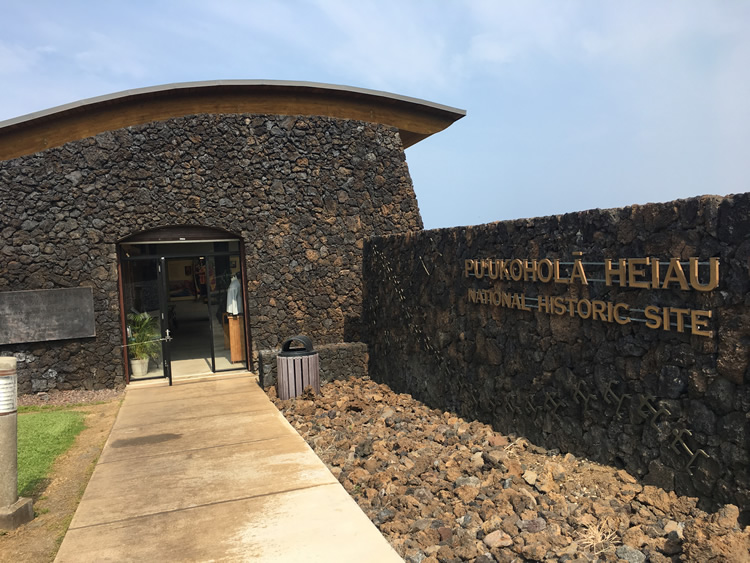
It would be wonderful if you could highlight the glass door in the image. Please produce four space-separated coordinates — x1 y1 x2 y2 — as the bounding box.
121 257 171 384
205 253 245 371
165 257 213 374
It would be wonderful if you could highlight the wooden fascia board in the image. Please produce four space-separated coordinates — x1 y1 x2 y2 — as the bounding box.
0 81 465 160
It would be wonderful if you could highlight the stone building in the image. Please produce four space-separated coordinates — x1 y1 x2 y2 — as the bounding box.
0 80 465 392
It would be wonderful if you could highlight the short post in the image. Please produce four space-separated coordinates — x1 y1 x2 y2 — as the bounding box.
0 357 33 530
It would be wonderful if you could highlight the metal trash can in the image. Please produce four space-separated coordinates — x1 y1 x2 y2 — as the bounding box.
276 335 320 400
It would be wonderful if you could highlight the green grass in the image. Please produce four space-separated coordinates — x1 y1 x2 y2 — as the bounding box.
17 410 86 497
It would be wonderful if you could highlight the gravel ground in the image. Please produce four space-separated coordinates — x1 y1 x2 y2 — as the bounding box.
18 388 125 408
17 379 747 561
270 377 750 563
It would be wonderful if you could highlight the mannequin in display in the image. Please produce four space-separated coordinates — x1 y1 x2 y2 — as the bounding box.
225 272 245 362
226 272 243 316
194 261 207 301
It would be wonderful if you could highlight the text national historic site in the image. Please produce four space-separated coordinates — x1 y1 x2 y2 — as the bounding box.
465 256 719 337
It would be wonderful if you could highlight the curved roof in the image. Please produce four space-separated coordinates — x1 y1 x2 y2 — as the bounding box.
0 80 465 161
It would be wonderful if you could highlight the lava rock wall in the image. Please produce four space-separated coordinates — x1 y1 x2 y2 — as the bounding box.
363 193 750 517
0 113 421 392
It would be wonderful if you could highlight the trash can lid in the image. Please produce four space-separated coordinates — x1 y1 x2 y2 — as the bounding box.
278 335 316 357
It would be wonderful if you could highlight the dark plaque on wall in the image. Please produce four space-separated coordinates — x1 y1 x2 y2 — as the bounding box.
0 287 96 345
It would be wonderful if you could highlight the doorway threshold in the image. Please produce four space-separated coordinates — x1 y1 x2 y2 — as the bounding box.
128 371 258 389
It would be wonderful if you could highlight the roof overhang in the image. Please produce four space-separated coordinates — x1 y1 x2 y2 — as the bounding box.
0 80 466 161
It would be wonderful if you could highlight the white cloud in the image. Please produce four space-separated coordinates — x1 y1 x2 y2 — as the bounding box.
461 1 749 69
0 41 42 74
73 31 149 80
313 1 454 90
187 0 462 93
465 0 575 65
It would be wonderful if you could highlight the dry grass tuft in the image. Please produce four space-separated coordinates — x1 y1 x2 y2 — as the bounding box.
576 521 619 559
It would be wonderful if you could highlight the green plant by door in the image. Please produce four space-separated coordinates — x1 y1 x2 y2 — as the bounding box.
127 311 161 361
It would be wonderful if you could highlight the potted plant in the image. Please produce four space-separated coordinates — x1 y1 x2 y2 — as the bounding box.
127 311 161 377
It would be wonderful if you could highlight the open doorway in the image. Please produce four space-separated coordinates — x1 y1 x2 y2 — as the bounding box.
164 254 246 375
118 228 249 383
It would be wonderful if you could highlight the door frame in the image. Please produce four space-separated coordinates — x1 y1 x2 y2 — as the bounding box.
117 226 251 384
159 256 173 385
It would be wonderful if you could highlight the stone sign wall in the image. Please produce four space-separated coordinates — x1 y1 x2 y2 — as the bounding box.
363 193 750 518
0 113 421 392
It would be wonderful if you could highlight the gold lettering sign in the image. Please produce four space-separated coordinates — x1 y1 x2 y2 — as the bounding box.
464 255 719 338
466 257 719 292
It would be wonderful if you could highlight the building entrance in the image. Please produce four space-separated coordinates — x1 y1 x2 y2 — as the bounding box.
118 229 248 384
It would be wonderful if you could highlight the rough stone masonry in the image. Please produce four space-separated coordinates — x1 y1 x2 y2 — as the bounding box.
363 193 750 522
0 113 421 392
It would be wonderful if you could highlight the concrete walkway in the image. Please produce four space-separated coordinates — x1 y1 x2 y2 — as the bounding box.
55 374 402 562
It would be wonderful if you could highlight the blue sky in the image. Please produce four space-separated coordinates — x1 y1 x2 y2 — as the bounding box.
1 1 748 229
